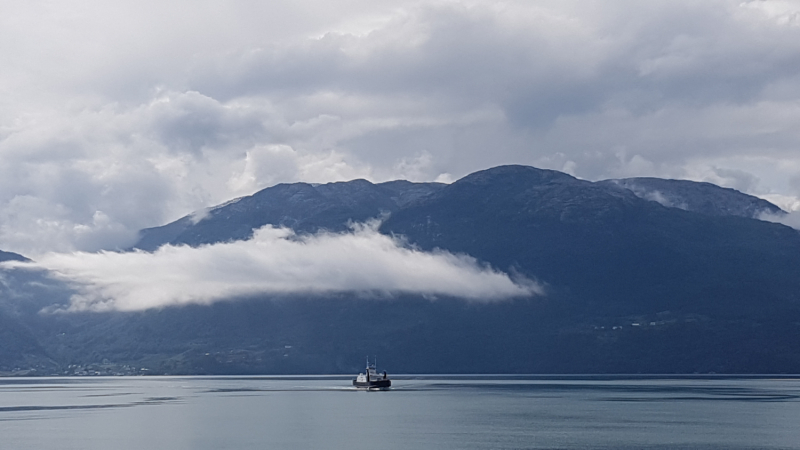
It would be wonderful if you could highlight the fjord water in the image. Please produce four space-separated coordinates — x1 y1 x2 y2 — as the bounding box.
2 376 800 449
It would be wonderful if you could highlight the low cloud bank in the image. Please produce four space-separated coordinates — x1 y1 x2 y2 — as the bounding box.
760 211 800 230
3 224 540 312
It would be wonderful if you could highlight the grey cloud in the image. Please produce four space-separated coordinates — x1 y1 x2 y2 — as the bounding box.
186 1 800 174
707 167 761 194
760 210 800 229
142 91 270 154
193 4 608 109
192 1 800 122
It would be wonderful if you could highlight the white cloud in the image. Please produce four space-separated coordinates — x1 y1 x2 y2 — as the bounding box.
760 193 800 212
759 211 800 229
3 223 540 312
759 193 800 229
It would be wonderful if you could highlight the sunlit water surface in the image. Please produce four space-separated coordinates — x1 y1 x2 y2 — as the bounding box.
2 376 800 449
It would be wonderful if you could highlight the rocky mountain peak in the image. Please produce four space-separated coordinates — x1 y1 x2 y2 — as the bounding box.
454 164 578 188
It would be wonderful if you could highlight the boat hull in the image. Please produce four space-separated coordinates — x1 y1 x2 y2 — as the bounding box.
352 379 391 390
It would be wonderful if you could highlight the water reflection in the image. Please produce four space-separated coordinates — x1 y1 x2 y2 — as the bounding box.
0 396 179 413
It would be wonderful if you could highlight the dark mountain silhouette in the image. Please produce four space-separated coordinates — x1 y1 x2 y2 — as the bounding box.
381 166 800 317
0 250 28 263
3 165 800 375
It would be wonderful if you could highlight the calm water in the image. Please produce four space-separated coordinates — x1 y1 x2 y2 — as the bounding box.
1 375 800 449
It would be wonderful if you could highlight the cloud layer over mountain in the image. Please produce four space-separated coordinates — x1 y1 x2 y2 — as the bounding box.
2 0 800 255
4 224 539 312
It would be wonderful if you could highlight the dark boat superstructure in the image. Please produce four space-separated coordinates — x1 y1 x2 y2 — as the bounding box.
353 357 391 390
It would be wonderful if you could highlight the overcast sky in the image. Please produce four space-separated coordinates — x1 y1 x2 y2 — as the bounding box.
3 0 800 256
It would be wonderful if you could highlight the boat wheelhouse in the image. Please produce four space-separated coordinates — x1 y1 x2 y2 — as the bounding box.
352 357 391 390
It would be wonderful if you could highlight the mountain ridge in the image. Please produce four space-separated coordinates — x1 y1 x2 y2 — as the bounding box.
133 165 785 251
134 179 446 251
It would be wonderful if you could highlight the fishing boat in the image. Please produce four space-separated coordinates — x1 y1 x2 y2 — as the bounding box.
352 357 391 390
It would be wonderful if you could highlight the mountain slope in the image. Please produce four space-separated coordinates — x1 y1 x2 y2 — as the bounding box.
0 254 65 375
381 165 800 316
